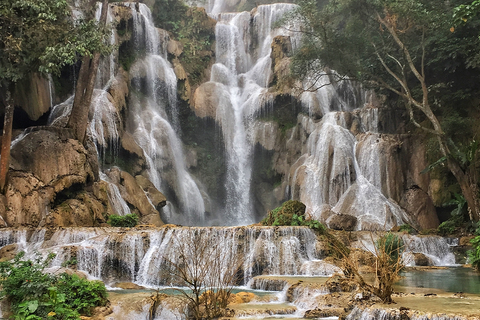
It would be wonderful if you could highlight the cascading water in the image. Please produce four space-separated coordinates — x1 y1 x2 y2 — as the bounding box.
206 4 301 224
126 3 206 225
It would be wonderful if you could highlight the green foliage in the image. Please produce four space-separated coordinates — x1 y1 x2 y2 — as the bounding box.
0 0 112 84
61 258 77 268
261 200 326 232
437 193 468 235
262 200 307 226
376 233 404 265
108 213 139 227
151 3 215 85
0 252 107 319
468 235 480 270
57 274 107 316
398 224 414 234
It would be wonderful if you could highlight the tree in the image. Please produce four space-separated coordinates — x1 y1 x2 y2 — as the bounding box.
67 0 111 143
289 0 480 221
0 0 111 192
162 230 241 319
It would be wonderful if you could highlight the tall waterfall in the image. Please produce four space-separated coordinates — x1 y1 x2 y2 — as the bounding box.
126 4 206 225
205 4 301 225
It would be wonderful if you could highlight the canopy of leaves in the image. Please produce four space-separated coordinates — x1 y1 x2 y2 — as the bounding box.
0 0 111 86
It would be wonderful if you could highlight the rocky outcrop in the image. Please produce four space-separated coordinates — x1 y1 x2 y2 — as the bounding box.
269 35 293 94
1 129 99 227
400 186 439 230
105 167 165 226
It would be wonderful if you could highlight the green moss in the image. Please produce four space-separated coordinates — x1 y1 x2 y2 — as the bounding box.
261 200 306 226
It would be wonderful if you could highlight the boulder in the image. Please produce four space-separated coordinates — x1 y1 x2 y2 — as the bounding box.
193 82 231 119
412 252 434 266
3 129 111 227
328 213 358 231
10 129 94 188
400 186 439 230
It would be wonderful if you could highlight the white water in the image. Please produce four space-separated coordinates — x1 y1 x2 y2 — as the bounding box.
127 3 206 225
205 4 301 225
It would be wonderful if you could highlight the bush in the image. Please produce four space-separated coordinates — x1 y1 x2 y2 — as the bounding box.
468 236 480 270
108 213 139 227
262 200 306 226
57 274 108 315
398 224 414 234
261 201 326 233
438 219 458 235
0 252 108 319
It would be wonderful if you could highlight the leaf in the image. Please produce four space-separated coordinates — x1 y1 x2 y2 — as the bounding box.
27 300 39 313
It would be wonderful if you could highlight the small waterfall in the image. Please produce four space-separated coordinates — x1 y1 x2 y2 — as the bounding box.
403 235 457 266
346 307 468 320
0 227 324 285
127 3 206 225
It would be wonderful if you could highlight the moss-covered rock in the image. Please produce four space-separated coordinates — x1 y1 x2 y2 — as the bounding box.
261 200 306 226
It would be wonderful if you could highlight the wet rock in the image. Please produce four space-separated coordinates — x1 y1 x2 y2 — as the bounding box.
412 252 434 266
193 82 230 119
304 307 346 318
400 186 439 230
120 132 146 175
134 175 167 210
328 213 358 231
113 282 146 290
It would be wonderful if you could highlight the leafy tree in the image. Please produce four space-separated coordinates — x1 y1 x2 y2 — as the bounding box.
289 0 480 221
0 0 111 192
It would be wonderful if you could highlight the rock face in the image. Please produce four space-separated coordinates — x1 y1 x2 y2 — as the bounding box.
13 73 52 121
105 167 165 226
400 186 439 230
2 129 97 227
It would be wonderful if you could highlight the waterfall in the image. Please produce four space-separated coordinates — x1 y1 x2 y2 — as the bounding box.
0 227 324 286
127 3 206 225
403 235 457 266
346 307 468 320
206 4 300 225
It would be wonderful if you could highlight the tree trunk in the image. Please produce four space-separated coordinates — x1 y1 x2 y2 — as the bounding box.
447 157 480 221
0 91 14 193
67 0 109 144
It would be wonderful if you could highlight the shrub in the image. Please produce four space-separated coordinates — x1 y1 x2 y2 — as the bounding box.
262 200 306 226
438 219 458 235
468 236 480 270
57 274 108 315
0 252 108 319
108 213 139 227
398 224 414 234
